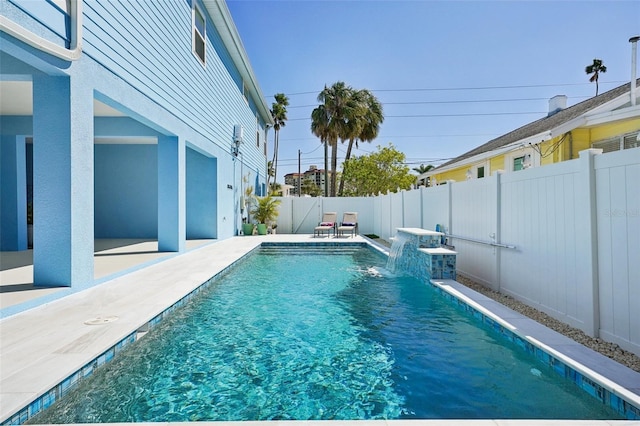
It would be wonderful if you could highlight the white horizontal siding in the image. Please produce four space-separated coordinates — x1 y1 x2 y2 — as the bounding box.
82 0 265 169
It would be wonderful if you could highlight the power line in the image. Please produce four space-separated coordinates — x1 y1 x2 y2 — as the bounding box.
280 133 498 142
287 111 546 121
286 96 590 109
271 81 625 98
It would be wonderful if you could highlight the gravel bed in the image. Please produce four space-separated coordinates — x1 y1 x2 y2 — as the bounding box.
371 237 640 373
455 274 640 373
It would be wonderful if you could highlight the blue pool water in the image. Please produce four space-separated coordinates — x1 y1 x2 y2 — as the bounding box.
31 246 621 422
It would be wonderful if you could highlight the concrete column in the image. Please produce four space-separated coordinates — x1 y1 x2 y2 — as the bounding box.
0 135 27 250
575 148 602 337
32 75 94 287
158 135 185 252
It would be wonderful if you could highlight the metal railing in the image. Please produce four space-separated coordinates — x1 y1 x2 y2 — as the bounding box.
445 233 516 250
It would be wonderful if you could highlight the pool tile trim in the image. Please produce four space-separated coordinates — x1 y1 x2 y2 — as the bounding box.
1 244 263 426
429 279 640 420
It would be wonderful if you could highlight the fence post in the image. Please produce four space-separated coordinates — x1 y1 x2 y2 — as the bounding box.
401 190 406 228
420 186 424 230
494 171 503 292
576 149 602 337
447 180 454 236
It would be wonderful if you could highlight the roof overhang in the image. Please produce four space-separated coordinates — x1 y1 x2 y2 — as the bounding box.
423 130 552 177
202 0 274 126
584 104 640 127
425 88 640 178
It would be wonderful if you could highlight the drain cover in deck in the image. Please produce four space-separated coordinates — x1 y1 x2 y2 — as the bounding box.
84 316 119 325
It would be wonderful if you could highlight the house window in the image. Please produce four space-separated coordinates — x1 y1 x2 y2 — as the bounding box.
192 3 205 64
256 131 260 148
477 166 485 178
623 133 640 150
513 156 525 171
592 131 640 153
242 81 249 104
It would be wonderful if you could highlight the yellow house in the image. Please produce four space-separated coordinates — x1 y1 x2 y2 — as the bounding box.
425 79 640 184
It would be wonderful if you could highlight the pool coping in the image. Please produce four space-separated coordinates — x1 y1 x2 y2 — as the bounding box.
1 235 639 424
429 279 640 420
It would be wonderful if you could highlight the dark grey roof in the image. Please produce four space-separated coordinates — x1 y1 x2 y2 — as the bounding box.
435 79 638 170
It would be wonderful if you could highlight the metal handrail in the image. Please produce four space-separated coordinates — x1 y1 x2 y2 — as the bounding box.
445 233 516 249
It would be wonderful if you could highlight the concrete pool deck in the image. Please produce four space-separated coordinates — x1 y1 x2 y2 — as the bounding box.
1 235 639 425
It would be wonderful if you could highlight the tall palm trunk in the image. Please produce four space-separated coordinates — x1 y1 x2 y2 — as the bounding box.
271 129 279 191
338 137 356 196
268 93 289 194
330 138 338 197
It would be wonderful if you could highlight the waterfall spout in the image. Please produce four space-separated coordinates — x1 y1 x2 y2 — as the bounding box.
386 232 409 273
385 228 457 281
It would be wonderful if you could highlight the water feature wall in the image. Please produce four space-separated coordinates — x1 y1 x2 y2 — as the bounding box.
387 228 457 281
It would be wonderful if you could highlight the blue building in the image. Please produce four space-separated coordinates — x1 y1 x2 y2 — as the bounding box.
0 0 273 288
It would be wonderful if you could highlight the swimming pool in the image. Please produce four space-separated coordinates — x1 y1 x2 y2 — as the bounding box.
29 245 625 422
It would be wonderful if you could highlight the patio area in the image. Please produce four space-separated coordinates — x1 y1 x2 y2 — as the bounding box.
0 239 215 310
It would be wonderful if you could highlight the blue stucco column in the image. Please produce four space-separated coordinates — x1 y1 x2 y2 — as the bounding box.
158 135 185 252
32 75 94 287
0 135 27 250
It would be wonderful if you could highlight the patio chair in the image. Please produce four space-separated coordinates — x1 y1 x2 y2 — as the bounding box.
337 212 358 238
314 212 337 238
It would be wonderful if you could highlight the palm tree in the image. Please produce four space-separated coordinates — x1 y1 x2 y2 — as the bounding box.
412 164 433 174
311 103 332 196
267 160 275 185
413 163 434 186
313 82 359 196
338 89 384 196
585 59 607 96
268 93 289 192
268 182 282 196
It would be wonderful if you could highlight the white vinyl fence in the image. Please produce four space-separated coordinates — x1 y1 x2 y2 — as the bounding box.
275 148 640 356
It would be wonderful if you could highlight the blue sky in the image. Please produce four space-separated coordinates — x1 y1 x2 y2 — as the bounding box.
227 0 640 181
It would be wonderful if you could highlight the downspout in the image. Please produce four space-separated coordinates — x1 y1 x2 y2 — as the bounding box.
0 0 83 61
630 36 639 106
264 124 271 194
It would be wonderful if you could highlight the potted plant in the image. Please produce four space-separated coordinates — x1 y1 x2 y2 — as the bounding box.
250 195 281 235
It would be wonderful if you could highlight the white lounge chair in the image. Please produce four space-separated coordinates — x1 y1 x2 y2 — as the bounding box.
337 212 358 237
314 212 337 237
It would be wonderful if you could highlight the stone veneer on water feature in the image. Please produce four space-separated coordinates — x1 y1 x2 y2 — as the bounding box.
387 228 457 281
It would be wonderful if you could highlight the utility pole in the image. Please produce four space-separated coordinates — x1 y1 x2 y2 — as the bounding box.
298 149 301 197
323 140 328 197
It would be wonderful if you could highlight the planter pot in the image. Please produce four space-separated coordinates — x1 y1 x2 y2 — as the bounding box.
256 223 268 235
271 227 277 235
242 223 255 236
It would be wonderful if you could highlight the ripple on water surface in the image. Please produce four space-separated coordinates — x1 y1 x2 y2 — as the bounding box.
30 248 622 423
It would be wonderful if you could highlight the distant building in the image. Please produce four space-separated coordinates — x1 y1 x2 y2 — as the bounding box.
284 166 333 195
424 81 640 185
